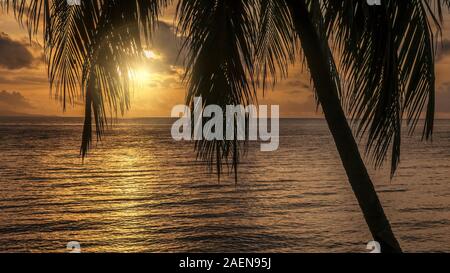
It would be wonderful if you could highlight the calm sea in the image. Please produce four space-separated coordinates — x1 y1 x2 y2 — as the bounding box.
0 117 449 253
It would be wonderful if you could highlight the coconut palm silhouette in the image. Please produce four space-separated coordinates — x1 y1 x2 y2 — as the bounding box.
2 0 448 253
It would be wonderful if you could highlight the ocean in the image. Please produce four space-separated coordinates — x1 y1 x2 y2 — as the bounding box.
0 117 449 253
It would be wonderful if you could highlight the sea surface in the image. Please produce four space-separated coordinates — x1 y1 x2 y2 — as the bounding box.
0 117 449 253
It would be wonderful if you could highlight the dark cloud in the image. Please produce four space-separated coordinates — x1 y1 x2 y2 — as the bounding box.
0 90 33 109
437 82 450 113
153 21 183 64
436 39 450 61
0 32 34 70
0 74 48 85
286 80 310 89
145 21 184 74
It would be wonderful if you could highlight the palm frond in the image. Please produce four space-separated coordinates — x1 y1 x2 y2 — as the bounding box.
323 0 443 176
1 0 171 157
254 0 297 91
176 0 258 180
177 0 299 181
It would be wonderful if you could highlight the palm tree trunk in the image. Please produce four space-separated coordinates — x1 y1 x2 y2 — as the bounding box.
286 0 402 253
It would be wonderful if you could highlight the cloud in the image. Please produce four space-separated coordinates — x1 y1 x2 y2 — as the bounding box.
0 32 34 69
0 90 33 109
436 39 450 61
0 74 48 85
153 21 183 64
145 21 184 75
437 82 450 113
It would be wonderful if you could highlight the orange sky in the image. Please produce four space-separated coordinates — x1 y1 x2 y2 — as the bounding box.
1 8 450 118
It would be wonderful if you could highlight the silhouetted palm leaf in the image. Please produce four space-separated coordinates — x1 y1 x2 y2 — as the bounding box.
322 0 448 176
176 0 300 180
1 0 170 157
2 0 449 179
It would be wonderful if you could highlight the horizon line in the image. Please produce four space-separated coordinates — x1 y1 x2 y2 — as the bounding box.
1 115 450 121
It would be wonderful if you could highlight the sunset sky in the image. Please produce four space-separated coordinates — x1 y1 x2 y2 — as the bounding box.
1 7 450 118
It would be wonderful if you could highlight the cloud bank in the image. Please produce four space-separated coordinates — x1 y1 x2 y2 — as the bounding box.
0 32 34 70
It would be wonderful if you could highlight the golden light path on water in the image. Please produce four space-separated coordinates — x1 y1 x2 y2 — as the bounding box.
1 118 450 252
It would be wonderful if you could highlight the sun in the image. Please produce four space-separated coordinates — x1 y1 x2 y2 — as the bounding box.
128 66 152 87
144 50 157 59
127 50 160 86
143 49 162 60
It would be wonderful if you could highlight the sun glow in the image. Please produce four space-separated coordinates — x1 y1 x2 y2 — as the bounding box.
144 49 162 60
129 67 151 85
127 50 160 87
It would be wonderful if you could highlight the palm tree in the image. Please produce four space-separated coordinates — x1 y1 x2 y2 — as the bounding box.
2 0 448 252
285 0 446 252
